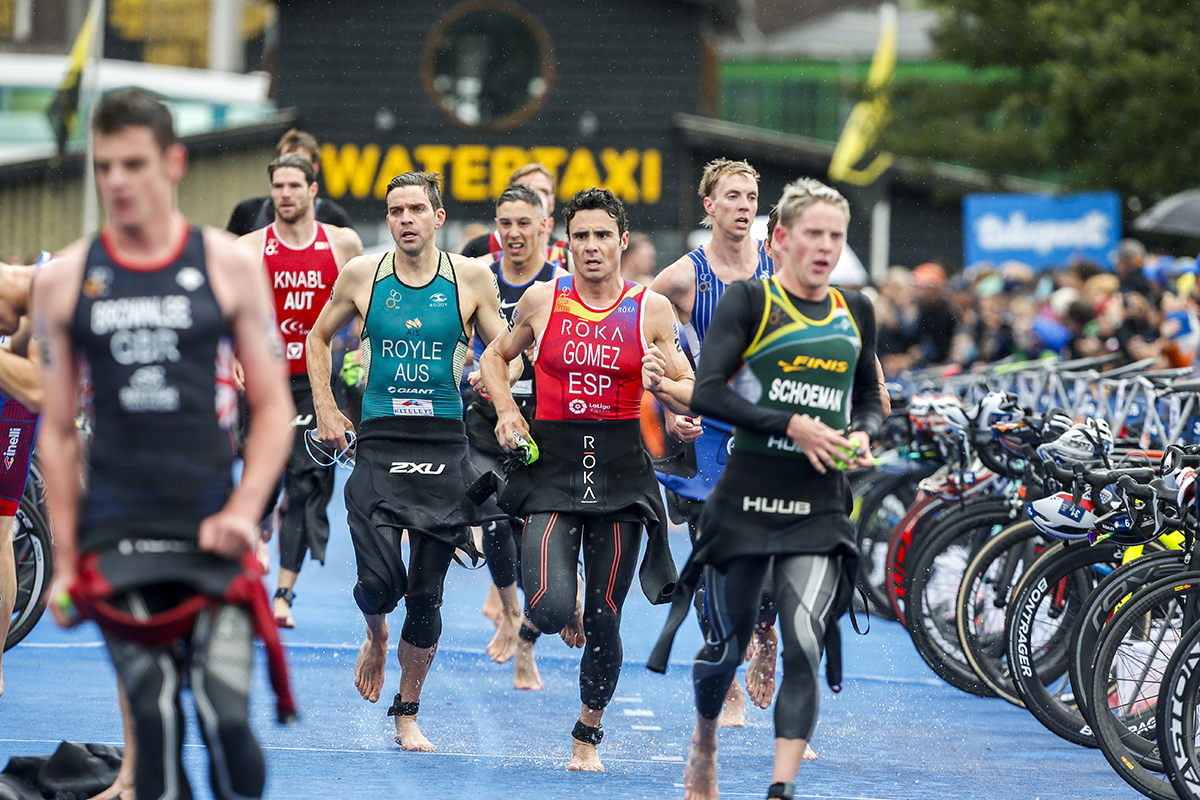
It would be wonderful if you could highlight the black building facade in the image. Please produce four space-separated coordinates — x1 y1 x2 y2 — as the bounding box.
275 0 718 246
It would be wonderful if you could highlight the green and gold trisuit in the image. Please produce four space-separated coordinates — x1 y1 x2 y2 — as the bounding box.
731 279 863 457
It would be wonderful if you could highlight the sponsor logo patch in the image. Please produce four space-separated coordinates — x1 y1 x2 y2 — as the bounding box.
391 398 434 416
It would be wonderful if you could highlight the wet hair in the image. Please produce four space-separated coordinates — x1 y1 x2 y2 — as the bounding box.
276 128 319 160
563 188 627 237
698 158 759 227
775 177 850 230
509 162 555 192
496 184 544 216
267 153 316 185
385 172 443 212
92 88 177 151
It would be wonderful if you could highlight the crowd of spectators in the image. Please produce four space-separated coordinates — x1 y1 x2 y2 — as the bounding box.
874 238 1200 378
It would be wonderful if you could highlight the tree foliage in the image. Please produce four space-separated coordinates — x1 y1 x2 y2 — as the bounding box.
881 0 1200 203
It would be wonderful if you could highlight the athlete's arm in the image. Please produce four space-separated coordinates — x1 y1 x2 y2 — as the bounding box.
307 254 371 450
648 256 697 325
455 256 523 384
479 282 552 451
206 229 295 557
30 245 86 623
640 290 694 415
649 259 702 442
691 280 856 473
842 290 884 466
0 317 43 412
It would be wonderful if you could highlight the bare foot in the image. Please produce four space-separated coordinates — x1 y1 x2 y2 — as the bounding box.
87 773 135 800
394 715 437 752
716 679 746 727
566 738 604 771
745 624 778 709
354 626 388 703
684 727 718 800
482 583 502 627
513 637 543 691
273 596 295 629
487 609 520 663
804 744 818 760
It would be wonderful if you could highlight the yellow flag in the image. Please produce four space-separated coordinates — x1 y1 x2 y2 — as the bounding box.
829 4 897 186
45 6 98 163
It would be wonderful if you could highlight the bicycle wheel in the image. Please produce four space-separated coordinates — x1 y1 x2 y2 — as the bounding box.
854 468 927 621
1088 574 1200 800
957 519 1051 705
1071 549 1185 732
6 496 53 651
1157 618 1200 800
904 500 1022 697
887 495 970 627
1006 538 1121 747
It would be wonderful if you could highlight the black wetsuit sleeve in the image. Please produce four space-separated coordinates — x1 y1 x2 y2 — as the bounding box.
844 290 883 439
315 197 355 231
226 197 264 235
690 280 795 436
461 233 492 259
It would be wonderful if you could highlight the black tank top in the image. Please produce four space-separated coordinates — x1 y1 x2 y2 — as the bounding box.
73 226 235 551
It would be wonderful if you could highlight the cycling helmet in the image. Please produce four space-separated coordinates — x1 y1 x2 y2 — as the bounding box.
1038 420 1113 464
917 459 997 501
975 391 1022 432
1027 491 1099 541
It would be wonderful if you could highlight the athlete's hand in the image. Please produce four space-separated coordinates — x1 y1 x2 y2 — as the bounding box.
494 408 530 454
316 407 356 452
846 430 873 468
786 413 854 475
199 509 259 558
665 410 703 443
46 571 81 629
642 345 669 392
232 358 245 392
466 369 491 400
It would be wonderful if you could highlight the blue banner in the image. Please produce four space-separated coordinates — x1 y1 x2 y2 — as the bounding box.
963 191 1121 270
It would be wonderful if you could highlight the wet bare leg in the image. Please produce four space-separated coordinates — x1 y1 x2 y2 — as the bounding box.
486 583 522 663
274 566 298 629
393 639 438 752
716 678 746 727
745 622 778 709
0 515 14 698
560 573 586 648
772 736 809 784
482 582 502 627
89 683 136 800
684 715 718 800
354 614 388 703
567 704 604 772
513 624 543 691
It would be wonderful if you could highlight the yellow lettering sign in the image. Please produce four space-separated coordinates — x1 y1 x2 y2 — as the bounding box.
320 144 663 205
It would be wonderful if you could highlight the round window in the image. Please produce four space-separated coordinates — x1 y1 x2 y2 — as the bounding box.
421 1 555 132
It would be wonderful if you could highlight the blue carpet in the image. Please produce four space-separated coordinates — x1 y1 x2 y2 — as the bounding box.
1 472 1140 799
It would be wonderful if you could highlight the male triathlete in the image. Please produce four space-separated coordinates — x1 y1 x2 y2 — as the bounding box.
650 158 777 723
0 259 41 698
307 171 512 751
227 128 353 236
238 153 362 627
480 188 692 771
462 185 563 687
657 177 882 800
461 163 569 271
37 88 295 800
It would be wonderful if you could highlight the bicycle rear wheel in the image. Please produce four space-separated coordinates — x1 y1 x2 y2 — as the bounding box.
6 496 53 651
